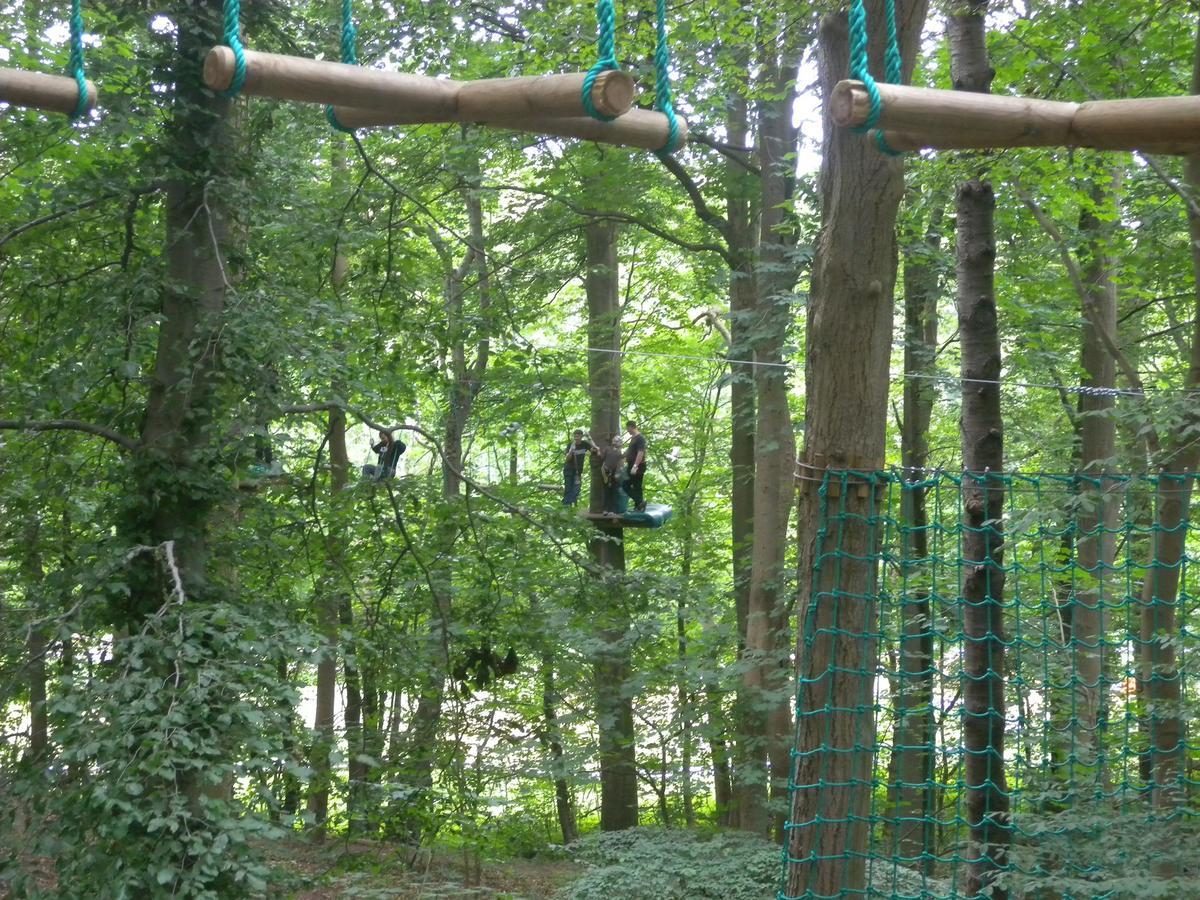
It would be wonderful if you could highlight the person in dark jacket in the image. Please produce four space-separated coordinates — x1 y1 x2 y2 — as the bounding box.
362 429 405 481
624 420 647 512
562 429 592 505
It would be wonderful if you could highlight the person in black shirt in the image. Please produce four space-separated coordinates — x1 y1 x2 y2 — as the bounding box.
562 429 591 505
624 420 647 511
362 429 405 481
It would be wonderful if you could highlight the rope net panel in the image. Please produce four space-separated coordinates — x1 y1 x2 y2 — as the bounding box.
781 469 1200 899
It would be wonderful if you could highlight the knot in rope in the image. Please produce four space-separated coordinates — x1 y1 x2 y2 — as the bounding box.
582 0 621 122
68 0 88 118
220 0 248 98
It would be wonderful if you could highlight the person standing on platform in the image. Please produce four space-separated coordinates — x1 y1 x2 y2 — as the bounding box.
624 420 647 512
562 429 591 505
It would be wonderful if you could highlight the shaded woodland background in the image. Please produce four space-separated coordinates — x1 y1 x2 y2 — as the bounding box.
2 0 1200 897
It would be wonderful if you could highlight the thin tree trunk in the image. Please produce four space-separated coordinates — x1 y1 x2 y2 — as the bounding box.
22 516 48 763
585 217 638 831
540 647 578 843
726 81 759 831
1072 174 1121 781
787 2 929 894
892 202 942 868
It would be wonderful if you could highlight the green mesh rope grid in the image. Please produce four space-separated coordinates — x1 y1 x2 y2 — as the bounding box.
847 0 902 157
68 0 88 119
779 468 1200 900
582 0 682 156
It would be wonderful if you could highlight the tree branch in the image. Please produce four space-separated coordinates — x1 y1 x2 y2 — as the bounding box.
0 419 138 452
658 153 731 239
0 184 164 251
483 184 735 265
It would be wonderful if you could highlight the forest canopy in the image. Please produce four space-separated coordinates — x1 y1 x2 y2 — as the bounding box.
2 0 1199 897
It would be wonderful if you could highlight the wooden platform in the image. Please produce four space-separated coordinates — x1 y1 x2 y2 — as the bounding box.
581 503 673 529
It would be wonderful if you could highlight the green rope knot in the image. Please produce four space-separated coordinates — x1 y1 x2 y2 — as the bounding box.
220 0 248 98
68 0 88 119
325 0 359 133
847 0 902 157
582 0 621 121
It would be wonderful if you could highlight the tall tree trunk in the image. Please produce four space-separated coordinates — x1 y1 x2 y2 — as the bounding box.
585 217 638 831
397 153 493 836
308 152 354 832
950 5 1010 896
1072 174 1120 782
726 81 759 831
787 1 929 894
21 516 48 763
891 202 942 868
540 646 578 844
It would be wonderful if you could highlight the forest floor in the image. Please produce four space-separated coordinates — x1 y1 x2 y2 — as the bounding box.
272 838 582 899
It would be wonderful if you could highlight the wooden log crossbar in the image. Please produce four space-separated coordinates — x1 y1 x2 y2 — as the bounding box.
831 80 1200 154
332 104 689 152
0 66 97 116
203 46 636 125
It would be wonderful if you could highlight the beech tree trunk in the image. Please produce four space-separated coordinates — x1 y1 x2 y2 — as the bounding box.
892 202 942 867
585 217 638 831
949 5 1010 896
1072 175 1120 779
787 2 928 894
726 85 759 830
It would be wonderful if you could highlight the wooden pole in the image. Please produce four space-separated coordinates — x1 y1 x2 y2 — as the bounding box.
203 47 460 118
332 105 688 151
834 79 1200 153
830 80 1074 147
204 47 634 122
0 66 96 115
879 129 1200 155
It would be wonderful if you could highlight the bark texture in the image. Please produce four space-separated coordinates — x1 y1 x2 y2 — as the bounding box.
892 203 942 867
585 218 638 831
787 2 929 894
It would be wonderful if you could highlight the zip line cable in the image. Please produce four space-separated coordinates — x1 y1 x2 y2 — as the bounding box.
521 344 1197 396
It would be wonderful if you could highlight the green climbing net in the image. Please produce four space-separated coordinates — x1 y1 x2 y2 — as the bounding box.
780 469 1200 899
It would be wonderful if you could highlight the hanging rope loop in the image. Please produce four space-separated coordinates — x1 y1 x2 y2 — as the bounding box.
846 0 903 156
325 0 359 132
219 0 248 98
652 0 681 157
582 0 621 121
68 0 88 118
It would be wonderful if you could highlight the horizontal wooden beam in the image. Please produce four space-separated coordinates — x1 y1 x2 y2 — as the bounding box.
204 47 634 121
333 105 688 152
204 47 460 118
0 66 96 115
879 129 1200 156
832 80 1200 153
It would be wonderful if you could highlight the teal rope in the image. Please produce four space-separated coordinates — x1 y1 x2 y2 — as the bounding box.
581 0 620 122
220 0 247 98
68 0 88 118
325 0 358 132
652 0 681 157
846 0 902 157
